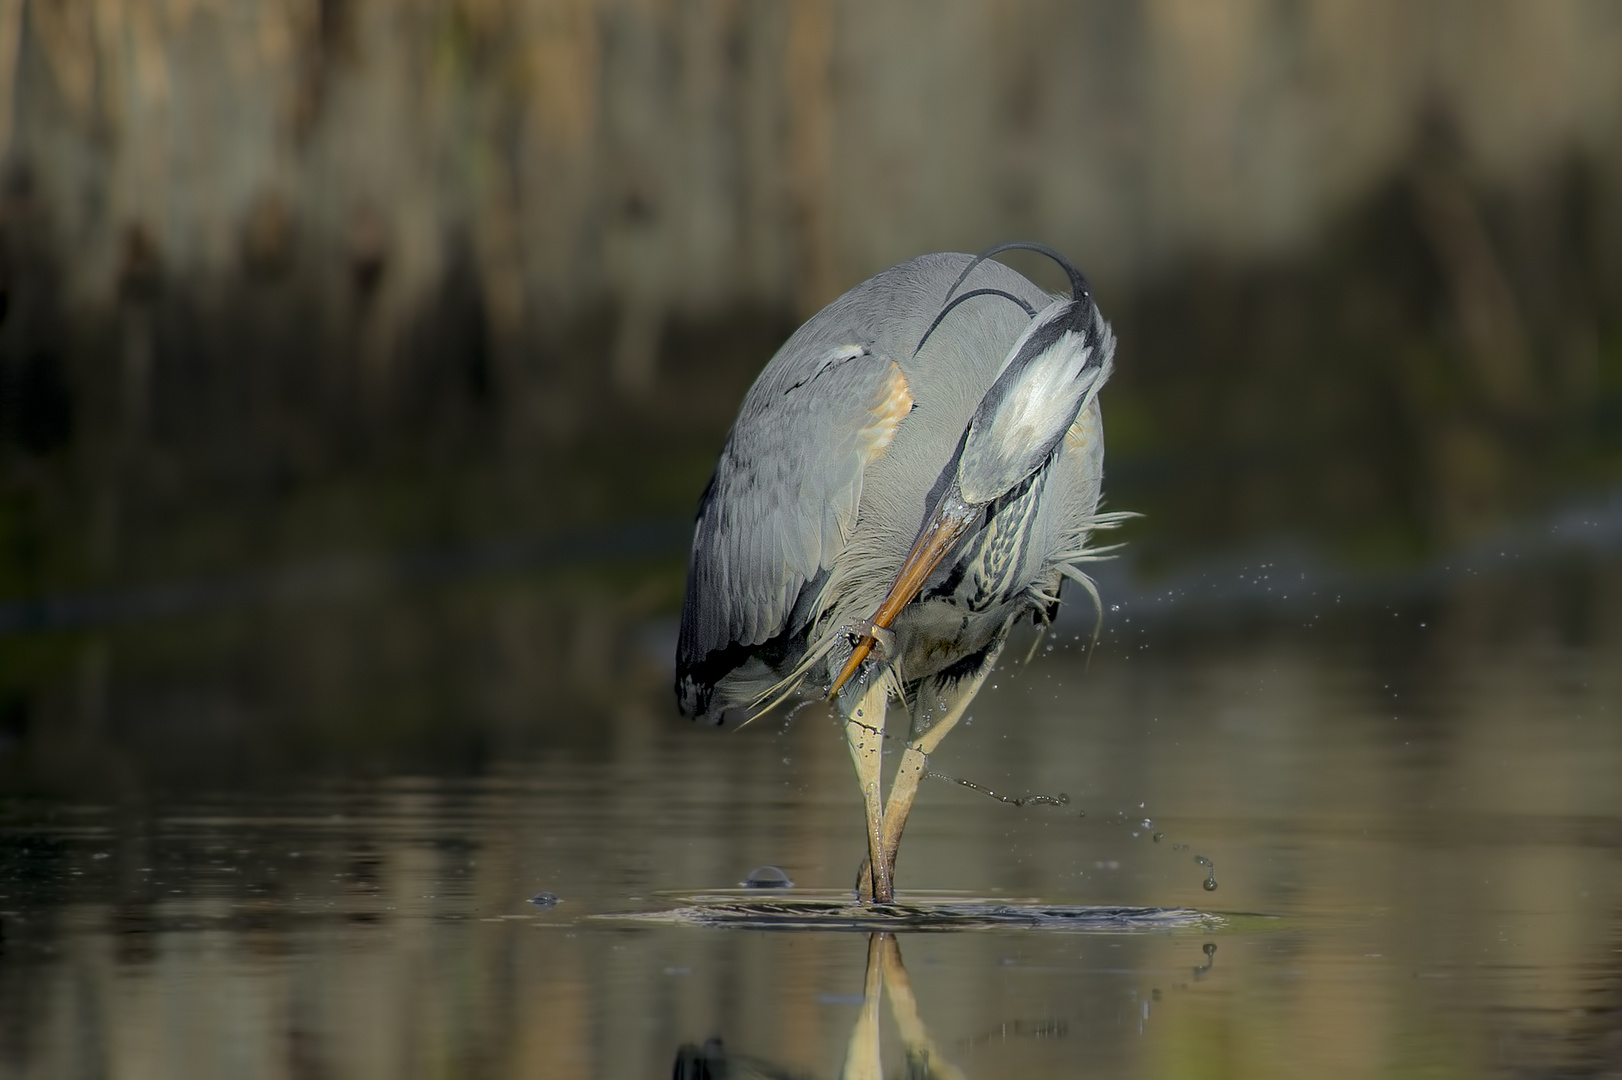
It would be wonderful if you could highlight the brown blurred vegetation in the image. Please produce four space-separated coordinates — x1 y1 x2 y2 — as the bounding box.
0 0 1619 600
1118 130 1622 568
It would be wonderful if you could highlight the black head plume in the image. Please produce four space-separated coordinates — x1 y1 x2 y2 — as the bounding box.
915 242 1095 355
944 241 1092 308
913 288 1037 356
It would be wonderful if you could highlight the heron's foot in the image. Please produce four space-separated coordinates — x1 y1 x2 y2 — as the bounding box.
855 856 873 903
866 624 897 662
853 852 899 905
839 621 895 666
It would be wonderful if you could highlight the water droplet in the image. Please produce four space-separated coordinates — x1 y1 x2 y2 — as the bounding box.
1194 855 1218 891
1141 818 1153 829
529 892 561 908
741 865 793 889
1152 833 1164 843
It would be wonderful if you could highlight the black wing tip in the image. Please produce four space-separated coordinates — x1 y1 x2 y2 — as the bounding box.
674 672 721 723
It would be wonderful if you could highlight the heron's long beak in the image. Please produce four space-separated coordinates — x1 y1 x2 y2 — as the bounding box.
827 499 979 698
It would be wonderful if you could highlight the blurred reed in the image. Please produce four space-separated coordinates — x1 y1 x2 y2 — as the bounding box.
0 0 1618 599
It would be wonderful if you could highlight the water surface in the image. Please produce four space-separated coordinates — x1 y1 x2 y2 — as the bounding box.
2 554 1620 1078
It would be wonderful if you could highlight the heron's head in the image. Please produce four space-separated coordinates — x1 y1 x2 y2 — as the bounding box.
825 243 1115 699
955 258 1113 506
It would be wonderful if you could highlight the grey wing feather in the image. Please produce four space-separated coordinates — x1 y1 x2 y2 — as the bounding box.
677 338 904 710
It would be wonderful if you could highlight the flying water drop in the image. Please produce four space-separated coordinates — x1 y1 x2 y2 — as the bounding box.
1194 855 1218 891
926 771 1069 807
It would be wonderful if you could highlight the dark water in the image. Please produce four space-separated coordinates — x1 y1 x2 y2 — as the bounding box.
2 548 1621 1078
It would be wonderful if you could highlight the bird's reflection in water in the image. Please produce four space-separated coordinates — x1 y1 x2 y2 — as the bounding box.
672 933 964 1080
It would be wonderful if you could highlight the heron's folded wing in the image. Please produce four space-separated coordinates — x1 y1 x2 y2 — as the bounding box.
677 343 914 704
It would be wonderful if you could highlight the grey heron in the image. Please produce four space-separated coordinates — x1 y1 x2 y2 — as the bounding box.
676 243 1123 904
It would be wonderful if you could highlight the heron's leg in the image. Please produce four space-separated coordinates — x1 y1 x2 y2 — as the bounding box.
839 933 886 1080
844 679 891 904
877 636 1006 885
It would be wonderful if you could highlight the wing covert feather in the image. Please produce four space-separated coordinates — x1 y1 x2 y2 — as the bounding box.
679 341 913 680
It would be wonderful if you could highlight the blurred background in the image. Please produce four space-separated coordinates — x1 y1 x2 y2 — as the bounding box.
2 0 1621 792
2 4 1622 1078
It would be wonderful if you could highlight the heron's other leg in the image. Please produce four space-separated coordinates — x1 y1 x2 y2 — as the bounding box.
844 679 891 904
878 635 1007 886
